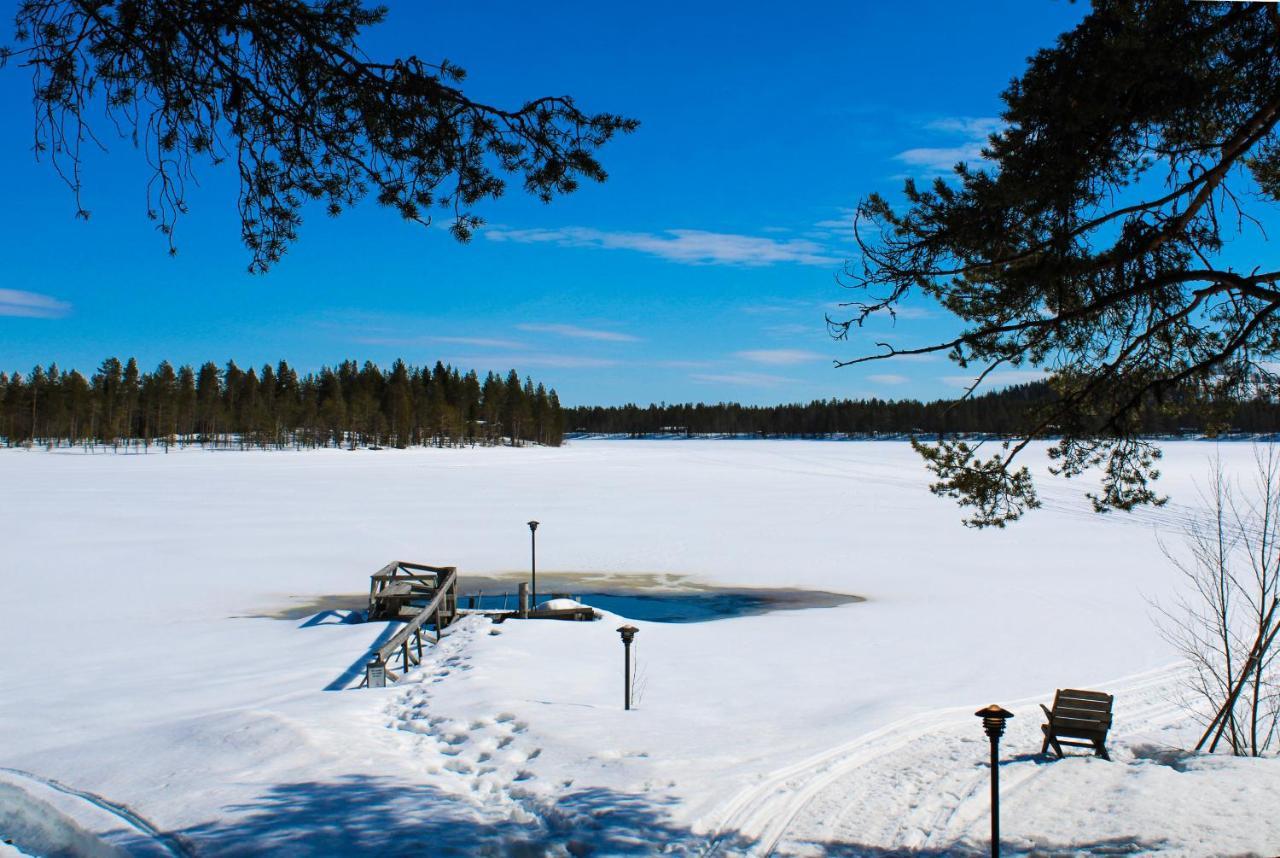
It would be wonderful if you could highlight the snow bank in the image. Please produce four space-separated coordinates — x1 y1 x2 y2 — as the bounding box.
0 770 177 857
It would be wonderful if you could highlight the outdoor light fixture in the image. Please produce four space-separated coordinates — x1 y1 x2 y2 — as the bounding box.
975 704 1014 858
617 625 639 710
527 520 539 608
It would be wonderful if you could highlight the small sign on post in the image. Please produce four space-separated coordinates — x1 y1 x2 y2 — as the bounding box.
366 657 387 688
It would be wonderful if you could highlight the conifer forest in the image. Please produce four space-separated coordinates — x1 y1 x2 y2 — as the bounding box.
0 358 565 449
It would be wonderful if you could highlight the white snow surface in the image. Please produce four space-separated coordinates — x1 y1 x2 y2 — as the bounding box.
537 598 585 611
0 439 1277 856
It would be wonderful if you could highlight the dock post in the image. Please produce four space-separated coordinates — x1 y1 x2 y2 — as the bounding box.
415 627 422 660
518 582 530 618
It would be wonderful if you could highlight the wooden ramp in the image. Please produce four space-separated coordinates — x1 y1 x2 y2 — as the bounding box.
361 561 458 686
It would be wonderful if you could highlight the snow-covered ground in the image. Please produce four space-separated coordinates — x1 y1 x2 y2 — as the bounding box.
0 440 1276 856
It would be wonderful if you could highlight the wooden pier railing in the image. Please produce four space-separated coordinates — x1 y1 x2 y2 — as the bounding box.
357 560 598 688
361 562 458 686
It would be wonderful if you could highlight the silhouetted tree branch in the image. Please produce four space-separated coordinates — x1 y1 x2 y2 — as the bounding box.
2 0 638 271
833 0 1280 526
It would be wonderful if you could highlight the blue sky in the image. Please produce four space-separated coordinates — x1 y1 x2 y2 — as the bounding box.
0 0 1092 406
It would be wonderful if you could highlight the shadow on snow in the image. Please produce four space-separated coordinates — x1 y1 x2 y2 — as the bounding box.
313 612 399 692
177 774 754 856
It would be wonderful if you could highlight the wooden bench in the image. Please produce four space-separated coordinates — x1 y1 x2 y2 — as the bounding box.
1040 688 1113 760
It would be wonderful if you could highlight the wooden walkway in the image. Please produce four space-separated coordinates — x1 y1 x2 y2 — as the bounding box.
358 560 599 687
361 561 458 686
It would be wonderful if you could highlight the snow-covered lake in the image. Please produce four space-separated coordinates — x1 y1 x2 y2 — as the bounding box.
0 440 1276 855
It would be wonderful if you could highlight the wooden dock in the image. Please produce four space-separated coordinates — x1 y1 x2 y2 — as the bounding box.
359 561 598 687
368 560 458 621
361 561 458 686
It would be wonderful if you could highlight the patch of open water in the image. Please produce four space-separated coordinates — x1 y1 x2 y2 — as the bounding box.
255 572 862 624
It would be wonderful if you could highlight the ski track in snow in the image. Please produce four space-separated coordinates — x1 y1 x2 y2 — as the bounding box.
697 665 1186 857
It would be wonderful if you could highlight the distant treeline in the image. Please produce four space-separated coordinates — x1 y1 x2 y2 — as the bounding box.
0 358 565 449
565 382 1280 437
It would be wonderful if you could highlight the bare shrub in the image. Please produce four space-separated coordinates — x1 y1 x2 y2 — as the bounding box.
1157 446 1280 756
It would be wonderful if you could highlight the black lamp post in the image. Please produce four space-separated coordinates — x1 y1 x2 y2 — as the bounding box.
617 625 638 710
975 704 1014 858
527 520 539 609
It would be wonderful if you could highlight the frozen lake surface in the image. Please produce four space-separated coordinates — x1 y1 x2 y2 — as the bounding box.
0 439 1276 855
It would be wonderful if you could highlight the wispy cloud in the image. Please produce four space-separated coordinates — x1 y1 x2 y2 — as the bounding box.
888 306 936 321
0 289 70 319
808 207 862 241
692 371 793 387
895 144 986 173
894 116 1000 175
812 213 855 232
741 299 818 317
868 373 910 385
925 116 1002 137
649 359 716 369
735 348 826 366
941 369 1047 389
487 226 839 267
804 206 876 249
763 322 816 337
354 334 527 349
449 353 621 369
517 323 641 343
826 302 936 323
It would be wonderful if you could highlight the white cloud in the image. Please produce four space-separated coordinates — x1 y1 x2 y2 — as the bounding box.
763 322 815 337
354 335 526 349
811 207 854 231
827 302 936 322
649 359 716 369
810 207 861 235
893 116 1001 175
487 226 839 267
741 299 817 316
806 206 874 247
0 289 70 319
735 348 825 366
516 323 640 343
894 144 986 172
867 373 910 384
889 306 936 321
925 116 1002 137
449 353 621 369
941 369 1048 389
812 216 854 232
692 371 793 387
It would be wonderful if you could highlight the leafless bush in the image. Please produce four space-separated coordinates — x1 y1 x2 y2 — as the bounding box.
1157 445 1280 756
